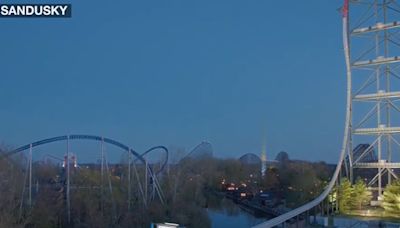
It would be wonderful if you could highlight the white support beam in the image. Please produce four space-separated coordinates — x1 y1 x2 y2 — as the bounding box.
353 56 400 67
353 126 400 135
354 91 400 101
354 162 400 168
352 21 400 35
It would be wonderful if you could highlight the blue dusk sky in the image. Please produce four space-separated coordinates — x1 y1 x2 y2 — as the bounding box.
0 0 347 163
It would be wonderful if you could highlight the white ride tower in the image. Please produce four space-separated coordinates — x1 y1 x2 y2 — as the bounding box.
345 0 400 197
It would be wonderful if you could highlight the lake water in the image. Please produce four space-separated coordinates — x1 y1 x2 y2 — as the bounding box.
206 197 267 228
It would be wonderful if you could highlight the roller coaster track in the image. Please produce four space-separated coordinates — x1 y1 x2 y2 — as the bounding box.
134 146 169 175
253 1 352 227
179 141 213 162
2 134 169 170
1 134 169 199
4 135 169 175
0 134 169 223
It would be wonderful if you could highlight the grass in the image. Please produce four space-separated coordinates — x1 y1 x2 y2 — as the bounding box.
338 207 400 223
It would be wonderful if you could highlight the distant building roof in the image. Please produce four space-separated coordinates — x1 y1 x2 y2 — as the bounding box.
239 153 261 165
275 151 289 162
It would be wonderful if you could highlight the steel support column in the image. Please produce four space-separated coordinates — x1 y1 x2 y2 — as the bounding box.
128 149 131 210
28 144 32 207
66 135 71 224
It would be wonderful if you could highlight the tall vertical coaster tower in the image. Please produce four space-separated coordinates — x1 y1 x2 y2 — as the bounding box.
344 0 400 197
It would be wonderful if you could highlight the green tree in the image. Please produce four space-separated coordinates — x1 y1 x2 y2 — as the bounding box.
351 178 371 210
382 180 400 218
261 167 280 190
0 153 25 227
337 178 352 213
278 162 329 207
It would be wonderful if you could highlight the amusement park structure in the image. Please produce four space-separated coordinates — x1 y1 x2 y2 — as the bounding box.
2 1 400 227
255 0 400 227
1 134 169 224
344 0 400 196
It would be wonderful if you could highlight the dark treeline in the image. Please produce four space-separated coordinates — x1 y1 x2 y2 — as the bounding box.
0 150 333 228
